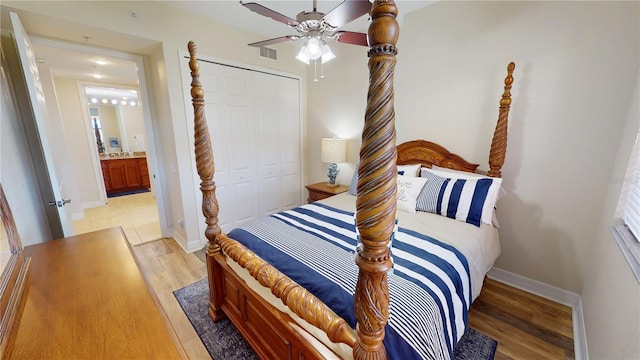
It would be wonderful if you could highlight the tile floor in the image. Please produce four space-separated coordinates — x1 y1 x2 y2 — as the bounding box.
73 192 163 246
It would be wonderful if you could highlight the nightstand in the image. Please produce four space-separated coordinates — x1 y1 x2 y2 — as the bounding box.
305 182 349 203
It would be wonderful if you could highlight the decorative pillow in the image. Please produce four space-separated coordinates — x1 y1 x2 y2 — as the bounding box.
417 170 502 227
421 167 504 226
429 165 507 202
349 166 414 196
348 167 358 195
396 175 428 214
397 164 421 177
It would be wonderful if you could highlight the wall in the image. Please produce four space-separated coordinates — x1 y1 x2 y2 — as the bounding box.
307 42 370 186
1 1 308 251
312 0 639 292
307 1 639 357
582 69 640 359
120 104 145 152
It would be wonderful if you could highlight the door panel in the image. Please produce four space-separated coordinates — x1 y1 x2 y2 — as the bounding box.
8 11 72 238
182 55 301 240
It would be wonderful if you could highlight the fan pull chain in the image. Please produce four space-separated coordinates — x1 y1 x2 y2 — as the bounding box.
314 59 319 82
320 60 325 79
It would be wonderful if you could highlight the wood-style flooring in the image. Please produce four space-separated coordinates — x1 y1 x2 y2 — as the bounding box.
470 278 574 360
80 194 575 359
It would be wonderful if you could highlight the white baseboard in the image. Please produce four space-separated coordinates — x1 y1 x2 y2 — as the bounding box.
82 200 104 210
169 227 203 253
487 267 588 360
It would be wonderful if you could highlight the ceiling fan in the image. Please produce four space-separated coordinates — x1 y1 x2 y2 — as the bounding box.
240 0 372 50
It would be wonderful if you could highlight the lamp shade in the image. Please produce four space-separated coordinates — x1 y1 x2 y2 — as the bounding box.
321 138 347 164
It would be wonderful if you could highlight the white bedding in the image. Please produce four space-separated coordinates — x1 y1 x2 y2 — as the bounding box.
321 193 501 300
225 192 501 358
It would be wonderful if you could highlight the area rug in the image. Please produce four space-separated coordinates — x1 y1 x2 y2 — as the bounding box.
174 278 497 360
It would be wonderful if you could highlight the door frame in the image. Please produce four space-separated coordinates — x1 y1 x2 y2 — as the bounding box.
29 36 169 237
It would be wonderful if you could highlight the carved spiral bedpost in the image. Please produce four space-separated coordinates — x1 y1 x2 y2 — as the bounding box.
354 1 399 359
188 41 225 321
488 62 515 178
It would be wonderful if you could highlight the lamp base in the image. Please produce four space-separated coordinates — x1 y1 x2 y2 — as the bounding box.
326 182 339 188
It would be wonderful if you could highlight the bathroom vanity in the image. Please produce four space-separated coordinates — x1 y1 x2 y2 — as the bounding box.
100 153 150 196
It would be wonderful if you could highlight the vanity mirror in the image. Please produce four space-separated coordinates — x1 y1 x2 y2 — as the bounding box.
85 85 144 155
0 183 31 357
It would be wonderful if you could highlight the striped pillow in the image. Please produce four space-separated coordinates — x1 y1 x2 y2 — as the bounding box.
417 171 500 227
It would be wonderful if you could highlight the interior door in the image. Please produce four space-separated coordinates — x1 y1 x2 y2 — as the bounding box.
8 11 73 238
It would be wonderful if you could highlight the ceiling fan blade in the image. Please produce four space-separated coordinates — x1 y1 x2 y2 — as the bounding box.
322 0 371 29
248 35 300 47
334 31 368 46
240 1 299 27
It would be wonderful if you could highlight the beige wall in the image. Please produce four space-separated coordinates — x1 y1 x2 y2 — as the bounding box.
307 1 639 357
582 69 640 359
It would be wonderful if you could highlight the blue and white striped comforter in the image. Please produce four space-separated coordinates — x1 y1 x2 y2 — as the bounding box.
228 202 471 359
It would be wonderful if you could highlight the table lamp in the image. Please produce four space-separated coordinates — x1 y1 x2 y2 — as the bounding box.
321 138 347 187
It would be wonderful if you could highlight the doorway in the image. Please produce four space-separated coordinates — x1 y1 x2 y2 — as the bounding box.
30 36 167 244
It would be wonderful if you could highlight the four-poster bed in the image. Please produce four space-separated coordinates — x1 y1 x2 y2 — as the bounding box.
188 1 515 358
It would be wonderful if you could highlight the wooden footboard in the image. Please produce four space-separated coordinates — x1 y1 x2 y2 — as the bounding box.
210 241 343 359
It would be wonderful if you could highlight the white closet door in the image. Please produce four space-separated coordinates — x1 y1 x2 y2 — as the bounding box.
182 55 301 238
253 72 282 216
199 68 233 231
253 72 301 215
221 66 260 227
279 77 302 210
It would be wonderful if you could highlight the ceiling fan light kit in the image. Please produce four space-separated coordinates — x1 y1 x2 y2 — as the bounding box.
241 0 370 80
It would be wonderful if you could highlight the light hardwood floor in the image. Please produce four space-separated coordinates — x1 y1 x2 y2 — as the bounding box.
78 194 574 359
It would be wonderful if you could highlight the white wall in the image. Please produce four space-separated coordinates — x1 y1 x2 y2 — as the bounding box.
313 0 639 292
582 69 640 359
120 104 145 152
307 1 639 357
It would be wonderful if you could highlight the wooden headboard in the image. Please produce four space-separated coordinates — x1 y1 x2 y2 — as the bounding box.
396 140 480 173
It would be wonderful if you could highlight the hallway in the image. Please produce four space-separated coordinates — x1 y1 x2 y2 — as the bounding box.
73 192 162 246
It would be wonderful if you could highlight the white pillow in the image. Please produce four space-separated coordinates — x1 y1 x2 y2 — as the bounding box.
397 164 421 177
396 175 428 213
419 168 502 226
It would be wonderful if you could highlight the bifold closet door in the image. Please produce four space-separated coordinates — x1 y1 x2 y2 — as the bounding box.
183 56 301 235
252 72 301 216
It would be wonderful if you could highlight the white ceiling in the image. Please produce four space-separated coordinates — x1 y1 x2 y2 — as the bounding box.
28 1 433 98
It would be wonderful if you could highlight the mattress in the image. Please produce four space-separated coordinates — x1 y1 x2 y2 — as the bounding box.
225 193 501 359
